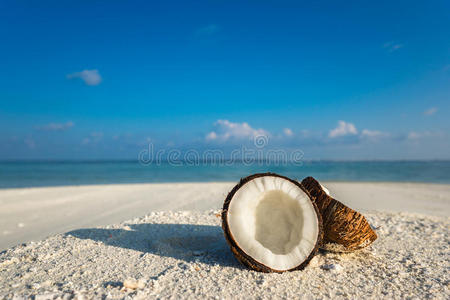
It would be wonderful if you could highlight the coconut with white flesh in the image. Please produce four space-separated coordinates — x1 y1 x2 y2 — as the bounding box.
302 176 377 252
222 173 323 273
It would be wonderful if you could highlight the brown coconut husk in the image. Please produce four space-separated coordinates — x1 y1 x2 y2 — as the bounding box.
301 176 377 252
222 173 323 273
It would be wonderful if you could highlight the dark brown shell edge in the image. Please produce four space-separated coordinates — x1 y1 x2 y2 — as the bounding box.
301 176 377 252
221 172 323 273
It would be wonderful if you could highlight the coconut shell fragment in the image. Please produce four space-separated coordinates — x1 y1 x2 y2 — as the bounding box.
301 176 377 252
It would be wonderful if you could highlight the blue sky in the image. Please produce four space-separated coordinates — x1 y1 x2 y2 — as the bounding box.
0 0 449 160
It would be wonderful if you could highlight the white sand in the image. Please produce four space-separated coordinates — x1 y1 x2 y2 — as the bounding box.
0 182 449 299
1 211 449 299
1 182 449 251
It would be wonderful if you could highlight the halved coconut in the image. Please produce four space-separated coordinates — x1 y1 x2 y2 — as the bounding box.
222 173 323 273
301 176 377 252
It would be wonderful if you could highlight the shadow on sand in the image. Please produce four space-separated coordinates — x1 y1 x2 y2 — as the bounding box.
66 223 241 269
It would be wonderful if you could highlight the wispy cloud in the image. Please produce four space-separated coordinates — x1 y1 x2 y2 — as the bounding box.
81 132 104 145
283 128 293 137
195 24 220 37
383 41 403 52
37 121 74 131
328 121 358 138
67 69 102 86
407 131 443 140
205 131 218 141
327 121 390 143
423 107 438 116
206 120 269 142
360 129 389 139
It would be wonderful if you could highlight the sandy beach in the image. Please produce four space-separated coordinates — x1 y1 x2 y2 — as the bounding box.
3 0 450 298
1 182 449 299
1 181 449 251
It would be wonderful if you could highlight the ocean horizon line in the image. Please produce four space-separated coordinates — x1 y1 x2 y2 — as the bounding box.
1 158 450 164
1 160 449 188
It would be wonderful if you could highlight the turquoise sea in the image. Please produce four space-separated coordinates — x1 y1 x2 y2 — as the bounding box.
0 160 449 188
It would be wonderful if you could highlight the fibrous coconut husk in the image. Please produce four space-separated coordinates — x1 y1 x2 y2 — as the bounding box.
301 176 377 252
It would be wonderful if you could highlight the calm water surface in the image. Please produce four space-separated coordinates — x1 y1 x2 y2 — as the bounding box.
0 161 449 188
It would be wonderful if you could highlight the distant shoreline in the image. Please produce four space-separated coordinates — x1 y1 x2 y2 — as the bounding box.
1 160 450 188
2 179 450 190
1 159 450 163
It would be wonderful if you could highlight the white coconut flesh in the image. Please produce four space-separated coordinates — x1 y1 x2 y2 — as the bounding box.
227 176 320 271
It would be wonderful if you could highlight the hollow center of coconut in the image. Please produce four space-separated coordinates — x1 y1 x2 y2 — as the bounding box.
254 190 303 254
227 176 319 271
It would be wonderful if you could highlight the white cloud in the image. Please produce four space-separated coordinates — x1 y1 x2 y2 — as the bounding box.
361 129 389 138
383 41 403 52
206 131 218 141
195 24 219 37
67 69 102 86
206 120 269 142
327 122 390 142
407 131 443 140
423 107 438 116
328 121 358 138
283 128 293 137
407 132 420 140
203 120 390 146
38 121 74 131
